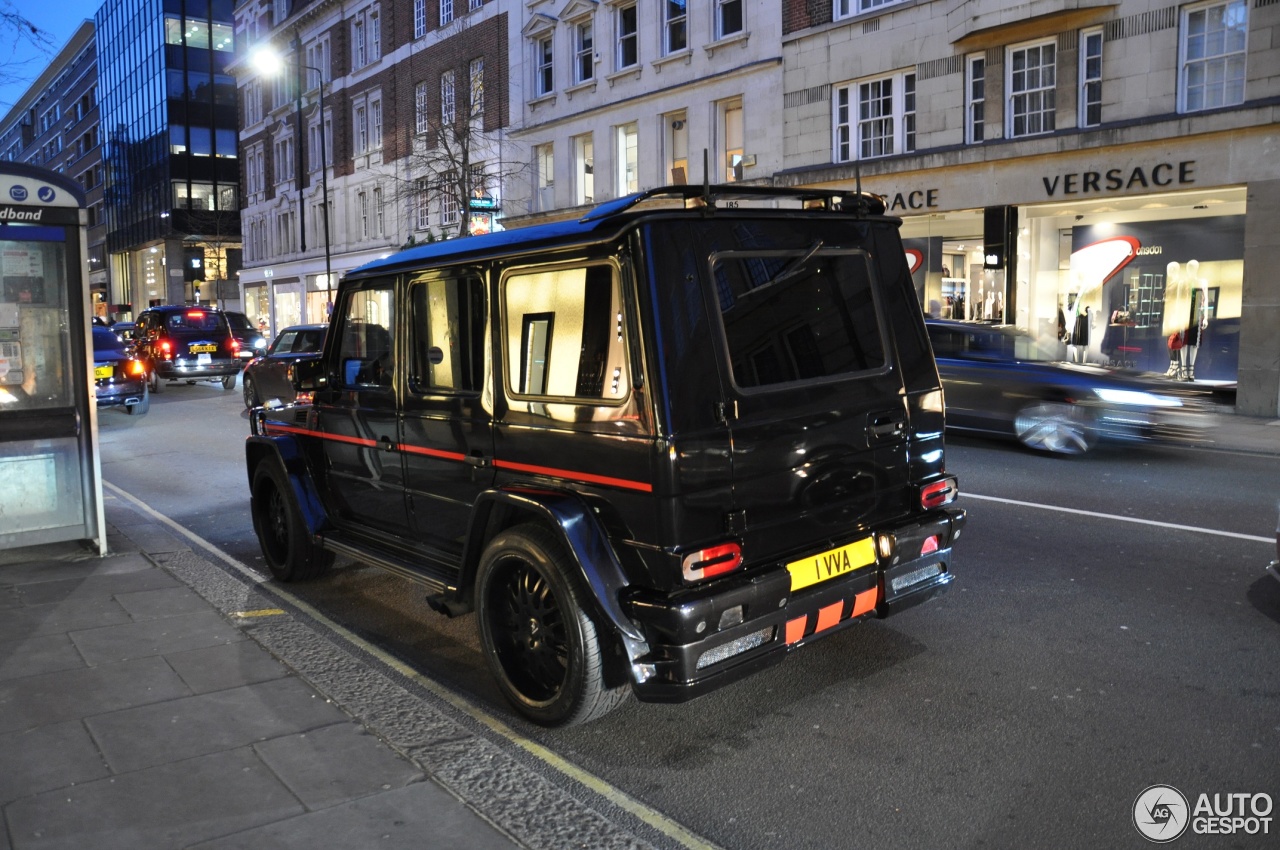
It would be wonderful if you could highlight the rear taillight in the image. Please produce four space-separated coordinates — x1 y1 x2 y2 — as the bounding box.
682 542 742 582
230 339 241 354
920 476 958 510
158 339 172 357
127 359 146 377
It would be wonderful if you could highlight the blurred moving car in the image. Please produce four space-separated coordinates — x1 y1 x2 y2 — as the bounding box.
133 305 241 392
926 319 1217 455
225 310 268 360
241 323 327 409
91 326 149 415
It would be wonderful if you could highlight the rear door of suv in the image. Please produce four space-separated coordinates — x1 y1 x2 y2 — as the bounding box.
702 229 913 568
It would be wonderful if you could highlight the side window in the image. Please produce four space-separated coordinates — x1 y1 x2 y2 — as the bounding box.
408 273 485 393
502 264 628 403
274 330 299 353
336 283 395 388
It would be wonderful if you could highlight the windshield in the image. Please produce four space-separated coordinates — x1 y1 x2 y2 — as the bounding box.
709 249 888 390
225 312 254 331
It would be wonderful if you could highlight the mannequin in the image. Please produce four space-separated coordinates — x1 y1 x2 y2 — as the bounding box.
1162 261 1191 378
1182 260 1208 380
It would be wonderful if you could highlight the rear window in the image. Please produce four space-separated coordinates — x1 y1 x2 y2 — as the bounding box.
92 327 126 353
709 248 888 390
164 310 227 333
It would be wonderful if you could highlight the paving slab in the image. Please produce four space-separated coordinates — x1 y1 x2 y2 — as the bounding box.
107 521 190 555
252 722 425 810
0 655 190 735
163 639 291 694
0 553 153 586
187 781 519 850
0 633 84 683
85 677 351 774
0 720 110 805
113 585 216 621
0 597 131 644
3 747 304 850
68 608 243 665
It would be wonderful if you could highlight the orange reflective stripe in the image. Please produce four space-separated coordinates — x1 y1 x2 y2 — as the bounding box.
851 587 878 618
815 601 843 633
785 616 807 645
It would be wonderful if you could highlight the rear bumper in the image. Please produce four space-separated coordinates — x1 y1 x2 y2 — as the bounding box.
622 508 966 703
95 382 146 407
154 358 240 379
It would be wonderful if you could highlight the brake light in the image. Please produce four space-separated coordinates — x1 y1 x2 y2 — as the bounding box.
230 339 240 353
920 476 958 510
186 310 205 319
158 339 172 357
682 542 742 582
127 359 146 377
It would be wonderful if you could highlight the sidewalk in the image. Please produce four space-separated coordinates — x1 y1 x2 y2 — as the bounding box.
1 412 1276 850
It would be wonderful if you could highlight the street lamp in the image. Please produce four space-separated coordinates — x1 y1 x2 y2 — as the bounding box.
250 41 332 313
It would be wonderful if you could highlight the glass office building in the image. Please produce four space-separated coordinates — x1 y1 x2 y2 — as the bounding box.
96 0 241 316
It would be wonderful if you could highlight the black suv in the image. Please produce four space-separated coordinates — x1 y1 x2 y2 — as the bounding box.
246 186 965 726
133 305 241 392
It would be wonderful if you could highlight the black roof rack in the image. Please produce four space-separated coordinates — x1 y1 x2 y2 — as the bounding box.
578 184 886 223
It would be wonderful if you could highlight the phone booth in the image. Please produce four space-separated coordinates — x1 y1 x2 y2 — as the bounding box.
0 163 106 554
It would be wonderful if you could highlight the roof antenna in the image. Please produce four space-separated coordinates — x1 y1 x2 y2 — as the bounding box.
702 148 711 207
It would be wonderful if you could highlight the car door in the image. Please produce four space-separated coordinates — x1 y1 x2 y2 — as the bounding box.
398 269 493 563
310 280 408 535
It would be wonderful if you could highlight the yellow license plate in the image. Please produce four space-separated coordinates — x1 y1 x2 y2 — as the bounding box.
786 538 876 591
190 344 217 353
94 364 113 379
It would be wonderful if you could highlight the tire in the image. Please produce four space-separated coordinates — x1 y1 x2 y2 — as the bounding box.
475 524 629 727
250 459 334 581
222 373 237 390
1014 401 1097 455
148 368 165 394
125 387 150 416
243 375 259 409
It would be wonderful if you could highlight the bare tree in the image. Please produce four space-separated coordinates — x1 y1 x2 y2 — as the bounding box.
385 14 525 244
0 2 55 95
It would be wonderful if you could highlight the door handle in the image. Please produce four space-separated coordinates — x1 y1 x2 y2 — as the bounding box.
466 452 491 468
868 413 905 439
379 436 396 452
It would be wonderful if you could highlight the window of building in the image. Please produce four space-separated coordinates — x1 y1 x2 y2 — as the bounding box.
305 37 330 85
1080 29 1103 128
835 0 905 17
1007 40 1056 138
536 35 554 96
352 6 381 69
470 58 485 117
664 0 687 55
575 21 594 84
370 97 382 150
355 104 368 154
415 177 431 229
358 190 369 238
534 143 554 211
373 187 384 237
834 72 915 161
617 3 638 69
440 0 453 27
717 0 742 39
663 111 689 184
1179 0 1247 112
441 70 456 124
414 0 427 38
721 98 743 180
273 134 294 184
244 79 263 126
573 133 594 205
616 122 638 195
470 0 482 10
39 105 60 133
415 80 430 133
967 55 985 144
352 93 382 155
441 172 460 226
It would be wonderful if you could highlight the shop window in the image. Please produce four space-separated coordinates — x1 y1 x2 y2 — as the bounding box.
721 98 743 181
534 143 555 211
573 134 594 205
1007 40 1056 138
665 111 688 184
1179 0 1247 113
616 122 638 196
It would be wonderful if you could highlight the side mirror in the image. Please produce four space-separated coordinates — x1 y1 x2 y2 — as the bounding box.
292 356 327 391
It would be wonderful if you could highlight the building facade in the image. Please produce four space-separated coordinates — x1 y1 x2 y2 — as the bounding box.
0 21 110 315
97 0 242 318
233 0 511 334
779 0 1280 416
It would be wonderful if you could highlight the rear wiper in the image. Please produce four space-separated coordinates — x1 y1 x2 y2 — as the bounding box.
765 240 823 289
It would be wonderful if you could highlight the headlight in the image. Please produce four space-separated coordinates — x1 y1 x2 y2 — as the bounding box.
1093 388 1183 408
251 337 266 349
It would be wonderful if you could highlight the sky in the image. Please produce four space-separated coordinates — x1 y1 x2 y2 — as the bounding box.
0 0 103 113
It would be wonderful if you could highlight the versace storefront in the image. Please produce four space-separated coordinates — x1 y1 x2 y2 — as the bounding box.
798 126 1280 417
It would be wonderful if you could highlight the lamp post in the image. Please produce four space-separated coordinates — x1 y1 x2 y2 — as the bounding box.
250 43 332 315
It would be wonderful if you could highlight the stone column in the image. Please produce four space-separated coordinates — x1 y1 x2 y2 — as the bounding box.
1239 179 1280 418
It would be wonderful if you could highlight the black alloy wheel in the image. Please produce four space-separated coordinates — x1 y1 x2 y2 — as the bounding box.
250 460 333 581
242 375 259 409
